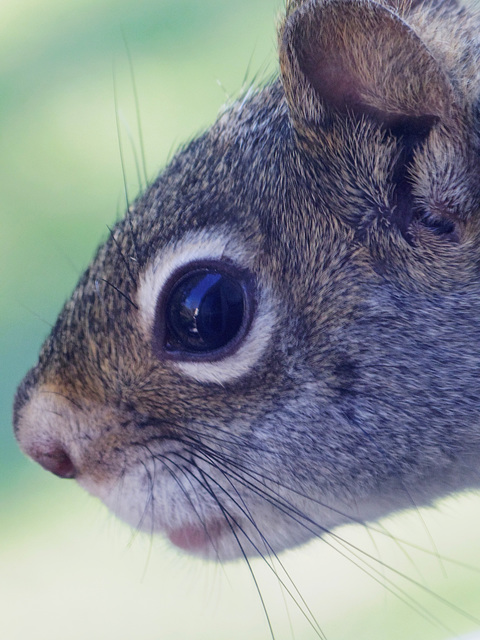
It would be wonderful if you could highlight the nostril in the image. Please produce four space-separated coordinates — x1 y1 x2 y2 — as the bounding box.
31 444 77 479
14 382 80 479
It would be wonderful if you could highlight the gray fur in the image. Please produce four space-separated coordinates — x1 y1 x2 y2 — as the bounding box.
13 0 480 561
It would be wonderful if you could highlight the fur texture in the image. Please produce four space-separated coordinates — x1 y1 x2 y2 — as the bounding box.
13 0 480 562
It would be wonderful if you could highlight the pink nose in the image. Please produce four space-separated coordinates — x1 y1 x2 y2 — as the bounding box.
14 372 78 480
30 443 76 479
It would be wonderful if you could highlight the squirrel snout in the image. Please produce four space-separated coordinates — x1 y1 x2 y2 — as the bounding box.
25 441 76 479
13 380 78 480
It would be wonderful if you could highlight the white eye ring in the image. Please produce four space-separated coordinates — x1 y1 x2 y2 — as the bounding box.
136 229 277 383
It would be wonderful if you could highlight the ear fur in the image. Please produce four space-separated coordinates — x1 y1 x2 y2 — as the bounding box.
279 0 456 133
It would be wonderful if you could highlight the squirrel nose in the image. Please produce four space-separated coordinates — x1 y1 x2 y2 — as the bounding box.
29 442 77 479
13 375 78 480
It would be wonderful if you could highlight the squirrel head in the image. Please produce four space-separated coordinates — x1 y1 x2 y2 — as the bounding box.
13 0 480 559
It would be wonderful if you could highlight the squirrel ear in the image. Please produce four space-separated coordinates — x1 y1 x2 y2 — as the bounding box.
279 0 456 133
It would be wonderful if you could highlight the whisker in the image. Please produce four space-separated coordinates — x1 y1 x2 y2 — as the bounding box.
132 457 156 535
142 446 224 562
194 465 284 640
39 389 83 412
179 423 480 571
121 28 149 188
194 447 467 635
136 458 157 581
143 440 326 638
185 438 479 629
95 279 120 323
136 427 480 632
373 520 428 586
401 482 447 579
112 64 140 265
113 65 131 214
107 225 137 286
172 448 329 639
210 466 327 640
99 277 139 309
18 302 54 328
118 109 144 195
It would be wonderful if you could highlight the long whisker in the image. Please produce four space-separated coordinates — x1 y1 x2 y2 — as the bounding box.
118 109 144 195
134 425 480 631
132 457 156 534
179 423 480 571
141 445 223 562
121 28 149 188
193 465 278 640
100 277 138 309
150 443 327 639
182 435 479 629
190 445 455 633
112 65 140 265
196 457 328 640
113 65 131 214
401 482 447 579
107 225 137 286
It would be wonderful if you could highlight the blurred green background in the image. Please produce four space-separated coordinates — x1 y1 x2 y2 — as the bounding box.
1 0 480 638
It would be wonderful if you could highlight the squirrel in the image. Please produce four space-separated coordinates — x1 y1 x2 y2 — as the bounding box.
12 0 480 584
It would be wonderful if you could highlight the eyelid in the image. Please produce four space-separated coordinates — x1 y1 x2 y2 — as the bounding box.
135 230 277 384
136 231 241 339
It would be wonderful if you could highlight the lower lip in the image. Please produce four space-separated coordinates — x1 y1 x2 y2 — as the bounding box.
167 520 225 553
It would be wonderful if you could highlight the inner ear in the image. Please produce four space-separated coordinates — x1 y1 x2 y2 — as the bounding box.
280 0 456 132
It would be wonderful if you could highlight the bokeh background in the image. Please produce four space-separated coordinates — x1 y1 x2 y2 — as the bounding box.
2 0 480 638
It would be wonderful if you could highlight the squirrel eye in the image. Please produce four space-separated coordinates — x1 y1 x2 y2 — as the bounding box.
153 262 254 361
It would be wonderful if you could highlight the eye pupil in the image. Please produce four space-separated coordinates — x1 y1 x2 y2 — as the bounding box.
165 270 245 353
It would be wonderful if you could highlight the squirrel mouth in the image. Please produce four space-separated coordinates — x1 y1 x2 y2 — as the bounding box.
166 519 227 553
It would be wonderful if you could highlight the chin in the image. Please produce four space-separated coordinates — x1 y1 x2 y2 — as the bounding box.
79 466 320 561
